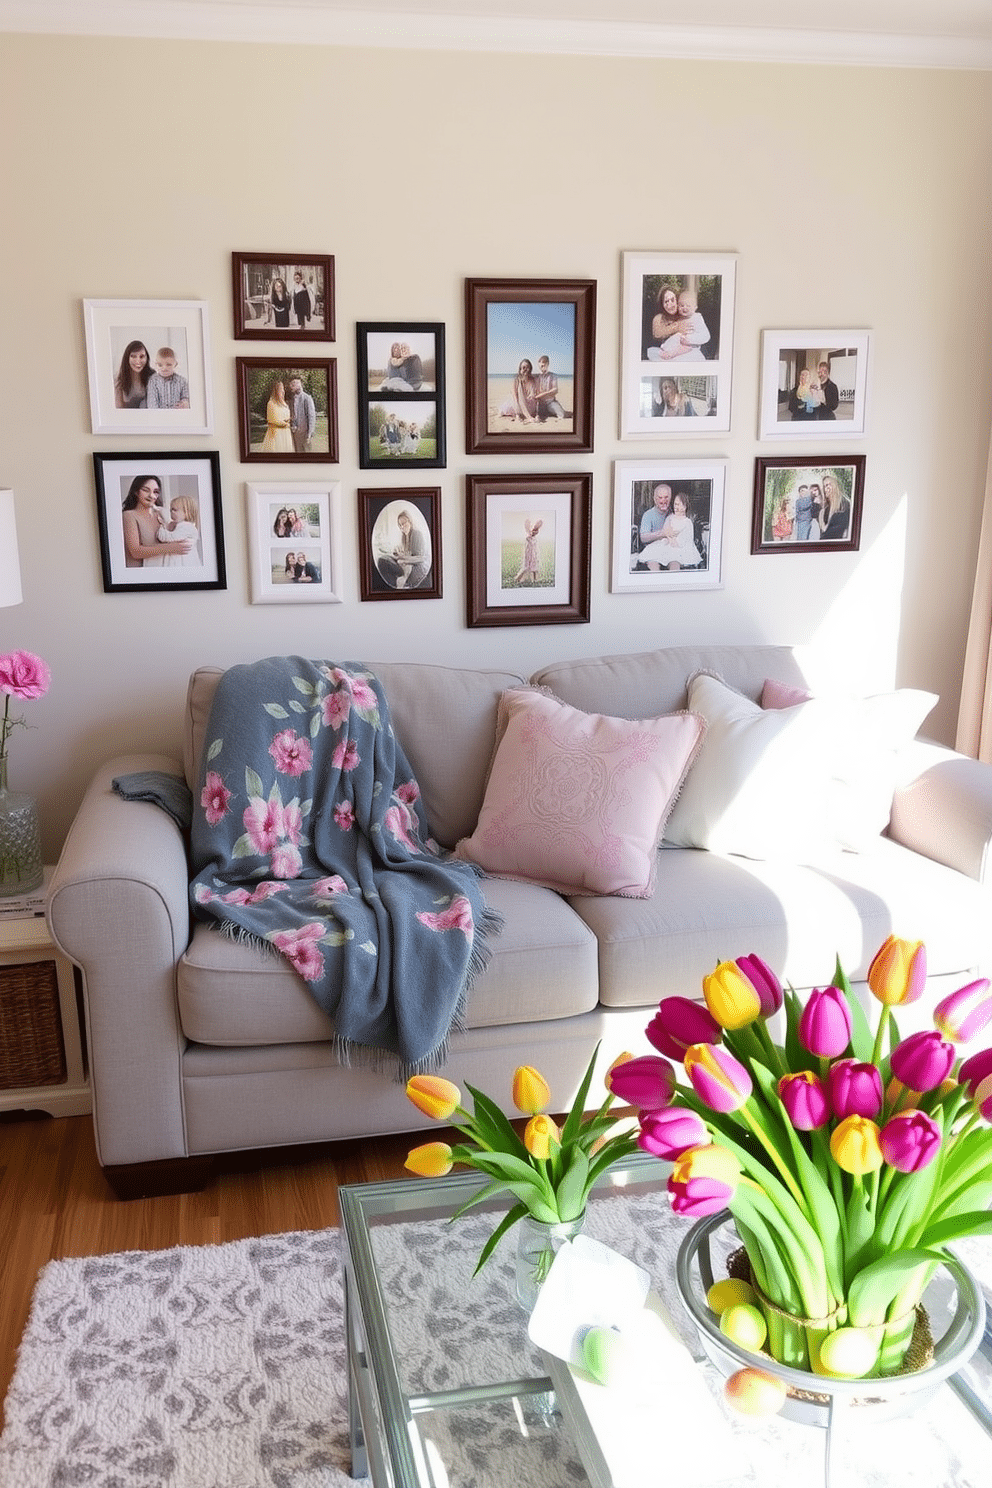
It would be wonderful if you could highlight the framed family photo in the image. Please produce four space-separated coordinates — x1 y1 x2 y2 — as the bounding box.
83 298 213 435
619 252 736 437
356 322 446 469
245 481 343 605
236 358 338 463
465 278 596 455
232 253 335 340
758 330 870 439
92 451 226 593
751 455 866 555
357 488 442 601
465 472 592 627
611 459 726 593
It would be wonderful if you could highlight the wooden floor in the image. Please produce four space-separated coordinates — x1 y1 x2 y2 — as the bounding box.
0 1110 416 1431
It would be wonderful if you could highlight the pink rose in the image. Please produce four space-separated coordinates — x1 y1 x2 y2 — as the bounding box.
0 650 51 700
332 739 360 772
333 801 355 831
201 771 232 826
269 729 313 777
322 691 351 729
271 922 326 982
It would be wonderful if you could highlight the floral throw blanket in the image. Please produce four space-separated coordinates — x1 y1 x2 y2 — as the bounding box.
189 657 500 1075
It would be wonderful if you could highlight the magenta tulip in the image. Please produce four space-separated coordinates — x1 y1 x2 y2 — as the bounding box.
645 996 722 1060
684 1043 752 1113
879 1110 942 1172
606 1054 677 1112
959 1045 992 1097
828 1059 883 1120
736 953 784 1017
668 1144 740 1216
778 1070 831 1130
975 1073 992 1122
798 986 853 1059
889 1030 955 1093
933 979 992 1044
637 1107 710 1159
668 1176 736 1217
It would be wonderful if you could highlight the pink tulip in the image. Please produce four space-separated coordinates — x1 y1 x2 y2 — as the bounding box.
606 1055 676 1112
933 980 992 1044
637 1107 710 1159
975 1073 992 1122
890 1030 955 1093
668 1176 736 1217
668 1144 740 1216
798 986 853 1059
778 1070 831 1130
879 1110 942 1172
645 997 722 1060
684 1043 752 1114
827 1059 883 1120
958 1045 992 1097
736 953 784 1017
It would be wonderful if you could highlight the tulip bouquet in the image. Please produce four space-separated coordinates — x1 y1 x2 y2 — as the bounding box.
610 937 992 1380
404 1043 642 1281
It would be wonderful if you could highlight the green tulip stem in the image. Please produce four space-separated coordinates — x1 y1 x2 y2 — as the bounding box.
755 1018 788 1078
451 1110 494 1152
870 1005 892 1071
738 1104 813 1221
867 1166 881 1216
954 1109 982 1143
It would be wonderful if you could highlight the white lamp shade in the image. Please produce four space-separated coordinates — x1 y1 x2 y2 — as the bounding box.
0 489 23 607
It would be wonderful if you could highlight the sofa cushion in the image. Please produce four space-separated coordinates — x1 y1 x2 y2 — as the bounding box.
664 672 937 857
183 659 527 849
568 836 991 1013
454 687 705 898
176 875 599 1046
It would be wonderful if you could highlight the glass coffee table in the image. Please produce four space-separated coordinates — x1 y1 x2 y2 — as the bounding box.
340 1155 992 1488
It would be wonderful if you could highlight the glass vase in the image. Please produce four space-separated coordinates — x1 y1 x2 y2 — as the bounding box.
514 1211 585 1312
0 755 43 897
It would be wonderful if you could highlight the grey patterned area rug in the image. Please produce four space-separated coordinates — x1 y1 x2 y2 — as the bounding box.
2 1195 991 1488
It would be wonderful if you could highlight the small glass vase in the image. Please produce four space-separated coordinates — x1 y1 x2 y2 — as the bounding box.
0 755 43 897
514 1211 585 1312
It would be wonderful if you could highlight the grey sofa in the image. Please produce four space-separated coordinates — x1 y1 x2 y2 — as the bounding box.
48 644 992 1197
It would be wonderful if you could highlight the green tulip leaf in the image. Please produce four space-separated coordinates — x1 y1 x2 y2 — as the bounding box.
555 1148 590 1222
462 1082 529 1158
472 1202 530 1274
559 1043 602 1149
919 1210 992 1248
450 1179 505 1221
846 1248 940 1327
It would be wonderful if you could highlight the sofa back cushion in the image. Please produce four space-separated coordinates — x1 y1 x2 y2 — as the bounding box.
531 644 809 718
184 660 526 849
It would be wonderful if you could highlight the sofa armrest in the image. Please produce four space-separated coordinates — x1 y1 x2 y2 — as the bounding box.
888 738 992 884
47 753 194 1167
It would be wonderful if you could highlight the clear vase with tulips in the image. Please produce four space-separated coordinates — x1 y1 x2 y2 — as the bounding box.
404 1042 643 1298
608 937 992 1382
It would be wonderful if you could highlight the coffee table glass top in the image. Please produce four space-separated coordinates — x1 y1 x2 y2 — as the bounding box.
340 1155 992 1488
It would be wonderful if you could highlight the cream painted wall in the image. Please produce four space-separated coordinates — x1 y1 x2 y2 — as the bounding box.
1 33 991 859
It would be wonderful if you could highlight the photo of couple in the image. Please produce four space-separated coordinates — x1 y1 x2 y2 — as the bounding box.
485 301 575 435
776 350 856 423
235 256 332 339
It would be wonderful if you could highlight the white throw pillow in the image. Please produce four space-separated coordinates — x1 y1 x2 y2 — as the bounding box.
664 672 937 859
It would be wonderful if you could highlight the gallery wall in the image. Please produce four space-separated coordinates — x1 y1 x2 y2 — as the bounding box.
1 30 991 860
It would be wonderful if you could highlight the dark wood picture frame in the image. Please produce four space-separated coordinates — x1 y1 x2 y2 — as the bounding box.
751 455 866 555
464 278 596 455
466 472 592 628
357 486 442 601
93 450 227 593
236 357 338 463
232 253 335 341
356 321 446 470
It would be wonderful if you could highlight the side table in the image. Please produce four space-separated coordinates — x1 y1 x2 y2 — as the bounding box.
0 866 91 1117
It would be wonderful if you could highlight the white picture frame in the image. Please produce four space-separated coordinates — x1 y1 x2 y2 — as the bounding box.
758 329 871 439
611 458 727 593
83 298 213 435
245 481 344 605
619 252 736 438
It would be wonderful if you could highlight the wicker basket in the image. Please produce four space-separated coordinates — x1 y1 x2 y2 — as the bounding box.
0 959 67 1089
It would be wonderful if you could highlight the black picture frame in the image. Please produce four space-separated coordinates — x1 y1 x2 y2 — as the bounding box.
751 455 866 554
465 472 592 627
465 278 596 455
232 253 335 341
93 451 226 593
356 322 446 470
357 487 442 601
236 357 339 463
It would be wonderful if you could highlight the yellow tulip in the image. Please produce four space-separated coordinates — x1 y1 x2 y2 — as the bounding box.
405 1074 461 1120
524 1113 560 1159
866 935 926 1007
404 1141 454 1178
702 961 762 1031
829 1114 884 1175
512 1065 551 1115
671 1142 741 1189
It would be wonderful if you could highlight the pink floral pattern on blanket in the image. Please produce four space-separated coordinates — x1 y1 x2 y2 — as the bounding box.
188 658 498 1071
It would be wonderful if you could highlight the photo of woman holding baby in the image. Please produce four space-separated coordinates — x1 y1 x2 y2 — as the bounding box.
94 453 227 593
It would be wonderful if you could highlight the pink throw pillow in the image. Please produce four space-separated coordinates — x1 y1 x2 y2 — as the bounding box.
761 677 814 710
455 688 706 898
